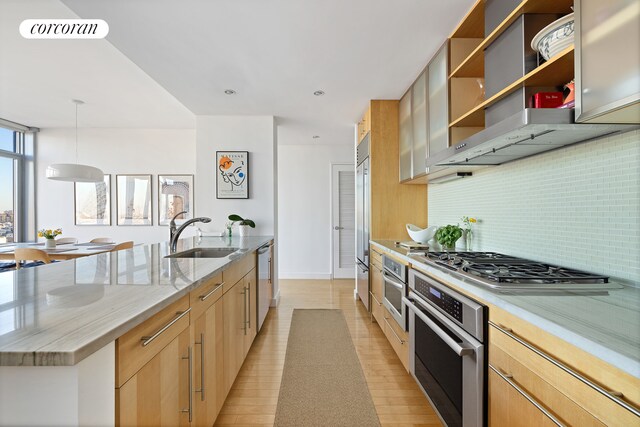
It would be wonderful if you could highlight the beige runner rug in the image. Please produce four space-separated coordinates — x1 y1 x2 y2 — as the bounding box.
274 309 381 427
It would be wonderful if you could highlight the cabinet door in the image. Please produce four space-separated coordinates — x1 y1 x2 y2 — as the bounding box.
244 268 258 357
193 298 224 427
399 89 413 181
428 42 450 156
575 0 640 123
118 327 191 427
223 281 246 395
370 264 384 325
489 369 559 427
411 69 428 177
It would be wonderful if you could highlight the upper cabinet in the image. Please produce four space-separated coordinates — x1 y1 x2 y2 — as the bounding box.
427 43 449 158
399 89 413 182
357 107 371 143
575 0 640 123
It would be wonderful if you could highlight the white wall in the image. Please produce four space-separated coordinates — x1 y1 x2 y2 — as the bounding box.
277 144 354 279
195 116 276 234
428 130 640 283
195 115 279 298
37 128 196 244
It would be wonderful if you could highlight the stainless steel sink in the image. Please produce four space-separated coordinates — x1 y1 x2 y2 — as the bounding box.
165 247 239 258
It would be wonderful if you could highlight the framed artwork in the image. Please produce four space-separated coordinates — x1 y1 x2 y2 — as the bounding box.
158 175 194 225
116 174 152 226
74 174 111 225
216 151 249 199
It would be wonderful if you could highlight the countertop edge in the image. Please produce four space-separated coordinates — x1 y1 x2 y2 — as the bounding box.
370 240 640 379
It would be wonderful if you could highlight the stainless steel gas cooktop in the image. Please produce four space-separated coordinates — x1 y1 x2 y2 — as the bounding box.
413 251 622 291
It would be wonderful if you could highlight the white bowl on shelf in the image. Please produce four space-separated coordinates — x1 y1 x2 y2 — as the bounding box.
406 224 438 243
531 13 574 61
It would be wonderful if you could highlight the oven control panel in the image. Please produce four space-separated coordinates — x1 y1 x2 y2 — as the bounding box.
414 275 463 323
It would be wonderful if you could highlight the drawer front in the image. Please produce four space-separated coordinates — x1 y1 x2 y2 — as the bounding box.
489 341 605 427
490 323 638 426
190 272 223 319
223 252 256 294
116 294 190 387
383 307 409 372
370 248 383 265
371 291 384 325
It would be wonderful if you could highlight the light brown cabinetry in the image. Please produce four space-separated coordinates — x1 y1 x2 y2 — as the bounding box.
190 273 225 427
117 326 191 427
116 250 261 427
357 107 372 143
382 305 409 372
369 254 384 325
359 100 428 240
223 267 258 394
488 308 640 426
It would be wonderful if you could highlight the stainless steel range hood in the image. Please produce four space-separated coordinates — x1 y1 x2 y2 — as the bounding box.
427 109 638 167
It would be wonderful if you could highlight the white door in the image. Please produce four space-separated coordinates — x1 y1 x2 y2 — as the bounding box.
331 164 355 279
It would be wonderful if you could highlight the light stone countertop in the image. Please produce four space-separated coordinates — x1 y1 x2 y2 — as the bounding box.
0 236 273 366
371 240 640 379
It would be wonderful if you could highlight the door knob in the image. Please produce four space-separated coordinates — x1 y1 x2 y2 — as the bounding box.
334 226 344 230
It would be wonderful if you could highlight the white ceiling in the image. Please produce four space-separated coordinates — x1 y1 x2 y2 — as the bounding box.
1 0 475 145
0 0 194 129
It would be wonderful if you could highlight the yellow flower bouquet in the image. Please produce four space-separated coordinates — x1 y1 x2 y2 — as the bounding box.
38 228 62 239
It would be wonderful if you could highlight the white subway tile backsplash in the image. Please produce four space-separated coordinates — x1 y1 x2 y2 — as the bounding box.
428 130 640 283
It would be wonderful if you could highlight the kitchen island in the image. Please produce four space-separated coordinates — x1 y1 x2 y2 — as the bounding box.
0 235 273 426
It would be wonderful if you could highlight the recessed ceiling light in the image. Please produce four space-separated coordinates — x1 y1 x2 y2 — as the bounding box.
312 135 320 139
224 89 236 95
313 90 325 96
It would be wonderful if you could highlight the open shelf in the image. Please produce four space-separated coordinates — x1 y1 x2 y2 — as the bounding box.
449 0 574 79
450 46 575 128
450 0 484 38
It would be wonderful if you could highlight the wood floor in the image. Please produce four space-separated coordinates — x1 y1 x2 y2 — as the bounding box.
214 279 442 427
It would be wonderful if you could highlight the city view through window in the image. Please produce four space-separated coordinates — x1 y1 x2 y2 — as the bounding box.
0 128 15 244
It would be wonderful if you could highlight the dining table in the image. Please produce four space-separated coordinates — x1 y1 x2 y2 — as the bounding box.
0 242 117 261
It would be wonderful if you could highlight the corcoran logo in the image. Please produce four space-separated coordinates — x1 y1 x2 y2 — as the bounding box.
19 19 109 39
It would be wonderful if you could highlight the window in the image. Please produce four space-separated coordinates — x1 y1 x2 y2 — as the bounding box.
0 120 36 243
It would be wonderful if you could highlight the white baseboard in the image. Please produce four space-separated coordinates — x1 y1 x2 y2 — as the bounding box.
278 272 333 280
270 289 280 307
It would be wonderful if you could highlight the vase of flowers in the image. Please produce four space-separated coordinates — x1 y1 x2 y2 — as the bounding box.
39 228 62 249
461 216 477 251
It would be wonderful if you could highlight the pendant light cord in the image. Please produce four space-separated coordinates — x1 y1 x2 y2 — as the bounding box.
75 101 79 164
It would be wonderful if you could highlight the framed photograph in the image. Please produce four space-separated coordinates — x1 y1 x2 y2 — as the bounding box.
216 151 249 199
116 174 152 226
74 174 111 225
158 175 194 225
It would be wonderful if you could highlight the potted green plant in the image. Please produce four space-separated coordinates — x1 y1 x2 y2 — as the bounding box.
435 224 462 251
228 214 255 237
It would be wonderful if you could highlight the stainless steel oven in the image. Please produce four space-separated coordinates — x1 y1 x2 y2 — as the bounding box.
382 255 407 331
403 268 487 427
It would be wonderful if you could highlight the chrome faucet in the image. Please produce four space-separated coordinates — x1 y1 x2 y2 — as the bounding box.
169 211 212 253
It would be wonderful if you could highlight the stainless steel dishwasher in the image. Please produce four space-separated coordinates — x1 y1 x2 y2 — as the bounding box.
257 242 273 331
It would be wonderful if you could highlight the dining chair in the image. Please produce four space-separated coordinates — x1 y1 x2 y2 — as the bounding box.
56 237 78 245
111 241 134 252
15 248 52 270
90 238 115 244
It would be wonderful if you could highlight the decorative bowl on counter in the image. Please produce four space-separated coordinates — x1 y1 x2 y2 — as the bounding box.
406 224 438 243
531 13 574 61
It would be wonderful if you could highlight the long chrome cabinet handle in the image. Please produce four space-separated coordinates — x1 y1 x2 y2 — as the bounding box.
241 287 248 335
140 308 191 347
489 365 564 427
383 317 405 345
199 282 224 301
382 271 404 289
195 332 205 401
247 282 251 329
489 321 640 417
181 346 193 422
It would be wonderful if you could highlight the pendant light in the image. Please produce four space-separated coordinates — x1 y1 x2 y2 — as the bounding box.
46 99 104 182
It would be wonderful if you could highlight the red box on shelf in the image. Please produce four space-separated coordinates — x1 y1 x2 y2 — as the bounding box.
530 92 563 108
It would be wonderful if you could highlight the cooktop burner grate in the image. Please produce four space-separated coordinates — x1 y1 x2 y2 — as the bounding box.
419 251 610 285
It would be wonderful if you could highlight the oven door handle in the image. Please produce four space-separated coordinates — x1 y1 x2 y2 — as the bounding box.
382 271 404 289
403 296 474 357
